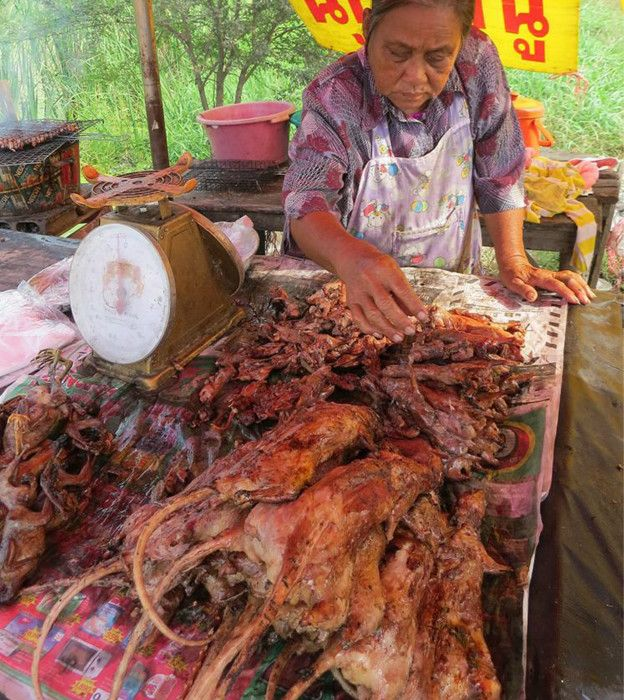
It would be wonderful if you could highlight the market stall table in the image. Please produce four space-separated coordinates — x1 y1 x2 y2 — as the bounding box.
0 230 77 293
0 229 621 699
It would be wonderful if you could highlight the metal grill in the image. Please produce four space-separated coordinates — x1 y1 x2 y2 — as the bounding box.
0 120 99 167
188 159 288 192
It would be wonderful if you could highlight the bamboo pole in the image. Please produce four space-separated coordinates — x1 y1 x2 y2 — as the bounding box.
132 0 169 169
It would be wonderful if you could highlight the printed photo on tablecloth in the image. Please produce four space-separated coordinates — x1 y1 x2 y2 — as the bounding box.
0 583 204 700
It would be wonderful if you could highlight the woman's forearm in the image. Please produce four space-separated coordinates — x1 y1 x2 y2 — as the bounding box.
290 211 380 273
482 208 527 267
289 211 426 339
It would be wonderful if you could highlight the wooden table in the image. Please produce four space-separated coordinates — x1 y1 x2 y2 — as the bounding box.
0 228 78 291
180 152 621 287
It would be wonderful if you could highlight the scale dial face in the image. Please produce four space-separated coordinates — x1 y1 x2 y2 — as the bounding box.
70 223 174 365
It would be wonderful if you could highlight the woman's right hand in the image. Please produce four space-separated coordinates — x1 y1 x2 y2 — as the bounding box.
333 240 427 342
290 212 426 342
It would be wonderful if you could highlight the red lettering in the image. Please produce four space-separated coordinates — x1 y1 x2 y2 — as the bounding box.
303 0 350 24
502 0 549 37
353 32 365 45
473 0 486 29
347 0 364 23
513 38 546 62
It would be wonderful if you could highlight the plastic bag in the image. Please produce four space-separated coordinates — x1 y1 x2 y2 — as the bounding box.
26 255 72 308
0 283 77 379
216 216 260 270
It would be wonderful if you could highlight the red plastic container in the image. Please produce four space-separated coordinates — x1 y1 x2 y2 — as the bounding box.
197 101 295 163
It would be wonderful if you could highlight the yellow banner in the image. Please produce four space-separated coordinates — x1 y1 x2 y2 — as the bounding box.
289 0 579 73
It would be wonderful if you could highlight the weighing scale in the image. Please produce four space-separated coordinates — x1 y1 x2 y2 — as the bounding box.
69 152 245 391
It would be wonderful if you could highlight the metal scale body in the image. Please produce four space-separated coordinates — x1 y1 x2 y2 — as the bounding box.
69 152 245 391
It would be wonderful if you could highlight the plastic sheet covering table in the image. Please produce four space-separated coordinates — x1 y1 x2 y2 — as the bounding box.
526 294 624 699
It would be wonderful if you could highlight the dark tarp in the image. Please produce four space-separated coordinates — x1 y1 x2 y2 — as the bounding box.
527 293 624 699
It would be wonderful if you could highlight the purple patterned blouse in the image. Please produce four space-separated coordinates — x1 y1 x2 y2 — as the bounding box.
283 28 526 243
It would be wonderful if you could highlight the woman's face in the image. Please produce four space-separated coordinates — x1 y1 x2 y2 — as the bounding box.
364 3 463 114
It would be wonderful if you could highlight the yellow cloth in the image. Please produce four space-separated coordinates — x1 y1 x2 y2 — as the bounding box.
524 156 597 275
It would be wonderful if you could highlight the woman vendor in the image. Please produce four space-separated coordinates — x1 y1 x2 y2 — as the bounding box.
283 0 594 342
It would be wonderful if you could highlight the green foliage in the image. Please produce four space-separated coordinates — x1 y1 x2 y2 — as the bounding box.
0 0 621 174
0 0 334 171
506 0 624 158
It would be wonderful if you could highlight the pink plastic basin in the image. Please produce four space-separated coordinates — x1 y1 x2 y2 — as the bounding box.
197 101 295 163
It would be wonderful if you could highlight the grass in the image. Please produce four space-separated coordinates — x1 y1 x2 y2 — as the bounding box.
505 0 624 159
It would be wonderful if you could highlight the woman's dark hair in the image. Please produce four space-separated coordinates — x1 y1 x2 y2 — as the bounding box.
367 0 475 38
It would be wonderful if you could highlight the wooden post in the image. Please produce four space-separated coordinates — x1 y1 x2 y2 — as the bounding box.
133 0 169 169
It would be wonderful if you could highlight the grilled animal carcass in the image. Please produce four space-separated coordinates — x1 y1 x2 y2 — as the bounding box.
185 450 442 698
121 401 380 566
279 494 447 700
0 351 113 600
199 400 379 502
365 359 530 479
427 491 506 699
0 119 80 151
408 307 525 364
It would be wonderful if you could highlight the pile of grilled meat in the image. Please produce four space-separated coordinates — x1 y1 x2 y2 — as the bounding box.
72 282 526 699
0 351 112 602
113 400 510 699
16 283 530 699
199 281 529 481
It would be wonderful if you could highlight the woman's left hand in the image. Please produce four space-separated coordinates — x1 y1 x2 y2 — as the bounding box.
498 255 596 305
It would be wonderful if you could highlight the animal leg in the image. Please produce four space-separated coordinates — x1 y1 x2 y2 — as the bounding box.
265 639 306 700
133 526 244 647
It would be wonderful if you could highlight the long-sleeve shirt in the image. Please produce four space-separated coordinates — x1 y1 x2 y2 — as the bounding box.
282 28 525 249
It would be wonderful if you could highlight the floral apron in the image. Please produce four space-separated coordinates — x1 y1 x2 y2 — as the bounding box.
347 94 482 273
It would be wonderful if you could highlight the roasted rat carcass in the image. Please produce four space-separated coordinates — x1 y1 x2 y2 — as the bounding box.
426 491 506 699
198 284 391 430
32 401 381 697
121 401 380 565
409 307 525 364
32 423 506 700
184 450 442 699
281 496 447 700
0 351 113 601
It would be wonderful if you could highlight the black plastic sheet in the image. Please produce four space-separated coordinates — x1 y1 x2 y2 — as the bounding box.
527 293 623 699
